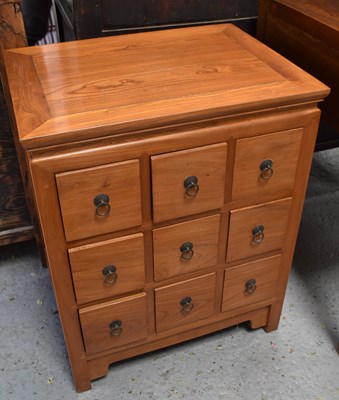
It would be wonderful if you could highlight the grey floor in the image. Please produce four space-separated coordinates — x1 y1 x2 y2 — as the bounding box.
1 148 339 400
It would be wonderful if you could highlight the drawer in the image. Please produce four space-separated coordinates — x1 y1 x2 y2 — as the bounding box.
226 198 292 262
155 273 216 333
56 160 142 241
222 254 281 313
153 215 220 281
232 128 303 201
151 143 227 223
68 233 145 305
79 292 148 355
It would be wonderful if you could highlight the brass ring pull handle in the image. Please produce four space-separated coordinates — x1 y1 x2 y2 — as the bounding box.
180 296 194 313
183 176 199 197
245 279 257 294
180 242 194 261
102 265 117 285
260 159 274 180
252 225 265 243
109 320 122 336
94 193 111 216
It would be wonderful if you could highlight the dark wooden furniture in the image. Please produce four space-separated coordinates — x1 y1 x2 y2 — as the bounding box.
257 0 339 150
55 0 259 40
0 0 34 245
4 24 329 391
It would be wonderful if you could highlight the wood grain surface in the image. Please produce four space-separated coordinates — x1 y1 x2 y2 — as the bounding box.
153 215 220 281
232 128 303 201
155 273 216 333
79 292 148 355
151 143 227 222
56 160 142 241
4 24 329 149
69 233 145 305
222 254 281 312
227 198 292 262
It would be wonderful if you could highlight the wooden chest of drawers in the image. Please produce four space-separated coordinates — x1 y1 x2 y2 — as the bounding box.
4 24 329 392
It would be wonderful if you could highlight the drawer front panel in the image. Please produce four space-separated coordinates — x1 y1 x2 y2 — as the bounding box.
153 215 220 281
232 128 303 201
79 293 148 355
69 233 145 305
155 273 216 333
222 254 281 312
151 143 227 223
56 160 142 241
227 198 292 262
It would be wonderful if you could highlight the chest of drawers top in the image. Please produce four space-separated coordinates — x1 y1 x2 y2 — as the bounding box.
5 24 328 150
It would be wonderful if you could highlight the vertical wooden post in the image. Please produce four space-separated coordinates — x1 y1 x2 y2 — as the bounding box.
256 0 269 40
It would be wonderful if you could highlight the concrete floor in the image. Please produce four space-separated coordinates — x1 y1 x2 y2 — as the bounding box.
1 148 339 400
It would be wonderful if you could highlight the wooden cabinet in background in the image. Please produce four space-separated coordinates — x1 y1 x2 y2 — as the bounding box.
0 0 34 245
257 0 339 150
4 24 329 392
55 0 259 40
0 81 33 245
